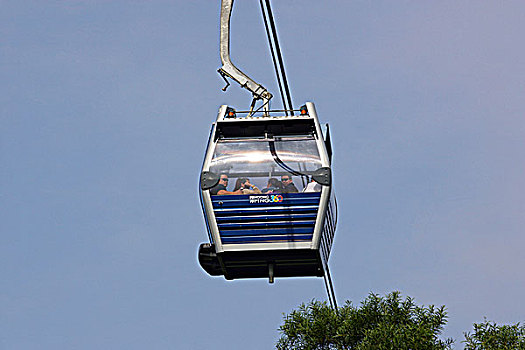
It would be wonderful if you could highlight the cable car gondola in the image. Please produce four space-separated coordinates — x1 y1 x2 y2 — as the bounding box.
198 0 338 295
198 103 337 282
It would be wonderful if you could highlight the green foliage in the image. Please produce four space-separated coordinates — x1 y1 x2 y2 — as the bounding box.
277 291 453 350
463 319 525 350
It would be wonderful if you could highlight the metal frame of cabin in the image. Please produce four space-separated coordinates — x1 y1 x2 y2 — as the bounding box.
198 102 337 281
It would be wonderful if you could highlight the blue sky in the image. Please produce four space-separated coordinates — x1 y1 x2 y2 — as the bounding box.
2 1 524 349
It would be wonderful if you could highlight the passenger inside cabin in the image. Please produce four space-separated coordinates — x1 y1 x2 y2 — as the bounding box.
261 178 283 194
233 178 262 194
209 174 243 195
303 177 322 192
281 174 299 193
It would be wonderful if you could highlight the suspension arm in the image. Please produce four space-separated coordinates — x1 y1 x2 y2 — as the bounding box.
218 0 273 105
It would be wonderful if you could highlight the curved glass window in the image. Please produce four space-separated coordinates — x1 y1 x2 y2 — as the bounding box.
209 137 322 193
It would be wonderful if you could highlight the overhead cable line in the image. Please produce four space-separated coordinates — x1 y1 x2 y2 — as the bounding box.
260 0 294 115
259 0 288 114
261 1 337 309
324 264 338 310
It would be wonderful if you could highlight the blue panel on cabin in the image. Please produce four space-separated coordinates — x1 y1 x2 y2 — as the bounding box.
221 234 314 244
212 197 321 208
211 192 321 244
213 206 318 217
220 227 314 236
218 220 316 229
215 213 318 223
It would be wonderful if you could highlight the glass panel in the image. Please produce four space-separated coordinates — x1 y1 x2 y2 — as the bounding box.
209 137 322 193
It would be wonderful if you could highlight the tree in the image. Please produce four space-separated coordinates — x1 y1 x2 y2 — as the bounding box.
277 291 453 350
463 319 525 350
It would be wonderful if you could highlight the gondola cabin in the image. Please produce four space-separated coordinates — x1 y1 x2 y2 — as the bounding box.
198 102 336 282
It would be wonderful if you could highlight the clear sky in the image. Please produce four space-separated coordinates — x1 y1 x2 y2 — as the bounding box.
2 1 524 349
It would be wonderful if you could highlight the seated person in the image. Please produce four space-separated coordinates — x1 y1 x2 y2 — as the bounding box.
262 178 283 194
233 178 262 194
281 174 299 193
209 174 243 195
303 177 322 192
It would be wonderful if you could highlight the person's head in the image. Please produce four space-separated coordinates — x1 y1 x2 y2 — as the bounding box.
268 177 282 188
281 174 293 185
234 178 249 191
219 174 229 187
